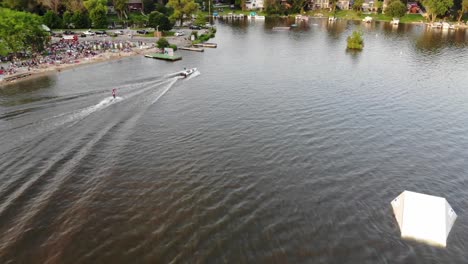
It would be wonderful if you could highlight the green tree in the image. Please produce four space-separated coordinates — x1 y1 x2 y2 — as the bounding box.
2 0 32 11
0 8 50 56
142 0 156 14
385 0 407 17
167 0 199 26
72 11 91 28
38 0 62 13
63 10 73 27
113 0 127 19
457 0 468 22
84 0 106 10
89 4 107 28
347 30 364 50
155 3 173 16
422 0 454 22
353 0 364 11
64 0 86 12
148 11 173 31
156 37 170 49
42 10 63 28
84 0 107 28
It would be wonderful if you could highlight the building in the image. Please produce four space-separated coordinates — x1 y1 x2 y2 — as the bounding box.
127 0 143 11
362 0 378 12
309 0 330 10
245 0 264 10
337 0 350 10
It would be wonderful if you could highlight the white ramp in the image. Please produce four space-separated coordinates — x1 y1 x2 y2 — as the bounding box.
391 190 457 247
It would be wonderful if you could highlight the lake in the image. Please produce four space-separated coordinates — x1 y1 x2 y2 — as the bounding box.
0 17 468 263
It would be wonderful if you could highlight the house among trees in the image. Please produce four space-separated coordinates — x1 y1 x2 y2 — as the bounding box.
127 0 143 11
246 0 265 10
308 0 330 10
337 0 351 10
362 0 378 12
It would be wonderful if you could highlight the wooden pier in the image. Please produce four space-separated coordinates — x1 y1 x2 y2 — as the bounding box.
193 43 217 48
179 47 205 52
145 53 182 61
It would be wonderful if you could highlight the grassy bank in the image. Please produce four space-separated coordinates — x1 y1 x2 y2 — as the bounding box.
313 10 425 23
205 9 426 24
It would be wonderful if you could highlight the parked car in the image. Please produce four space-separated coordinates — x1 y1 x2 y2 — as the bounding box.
83 30 95 36
95 30 107 35
63 30 75 35
136 29 148 34
115 30 124 35
189 25 201 30
175 31 185 36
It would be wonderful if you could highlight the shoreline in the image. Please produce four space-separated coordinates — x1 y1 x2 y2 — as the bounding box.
0 47 158 87
0 37 192 87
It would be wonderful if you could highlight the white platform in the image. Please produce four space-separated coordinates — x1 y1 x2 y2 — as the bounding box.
391 190 457 247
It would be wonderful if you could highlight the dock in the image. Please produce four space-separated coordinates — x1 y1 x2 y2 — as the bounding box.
193 43 217 48
145 53 182 61
179 47 205 52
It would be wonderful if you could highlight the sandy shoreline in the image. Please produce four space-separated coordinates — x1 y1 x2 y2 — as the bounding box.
0 36 192 87
0 47 158 87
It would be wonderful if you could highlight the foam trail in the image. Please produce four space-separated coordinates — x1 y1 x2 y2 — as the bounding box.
185 71 200 81
151 78 178 104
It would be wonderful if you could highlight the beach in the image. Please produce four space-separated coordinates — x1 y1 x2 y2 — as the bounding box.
0 34 192 87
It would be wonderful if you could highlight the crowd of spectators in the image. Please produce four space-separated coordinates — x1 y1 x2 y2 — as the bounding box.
0 39 153 77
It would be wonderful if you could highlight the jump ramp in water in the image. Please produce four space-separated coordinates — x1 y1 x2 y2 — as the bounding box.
391 190 457 247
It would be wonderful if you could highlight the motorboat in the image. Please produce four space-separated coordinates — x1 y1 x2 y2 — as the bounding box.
181 68 197 77
363 16 373 23
391 18 399 25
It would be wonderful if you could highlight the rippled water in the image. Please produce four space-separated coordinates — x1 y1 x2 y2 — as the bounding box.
1 18 468 263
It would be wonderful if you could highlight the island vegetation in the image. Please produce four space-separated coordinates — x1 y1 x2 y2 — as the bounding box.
346 30 364 50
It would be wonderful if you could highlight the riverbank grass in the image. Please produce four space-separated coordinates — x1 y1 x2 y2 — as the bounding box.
308 10 425 23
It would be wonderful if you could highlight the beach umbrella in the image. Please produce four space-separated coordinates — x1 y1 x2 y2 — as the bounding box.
391 190 457 247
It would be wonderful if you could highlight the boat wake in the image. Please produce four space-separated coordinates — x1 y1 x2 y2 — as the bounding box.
0 73 190 155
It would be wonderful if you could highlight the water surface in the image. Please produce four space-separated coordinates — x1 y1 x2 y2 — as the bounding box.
1 18 468 263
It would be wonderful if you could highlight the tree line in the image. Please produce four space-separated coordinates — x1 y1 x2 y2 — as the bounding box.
0 0 200 29
0 0 202 56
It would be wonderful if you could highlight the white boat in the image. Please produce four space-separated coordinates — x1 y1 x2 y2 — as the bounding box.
441 22 455 30
391 18 399 25
254 15 265 19
181 68 197 78
362 16 373 23
430 22 442 28
273 27 290 30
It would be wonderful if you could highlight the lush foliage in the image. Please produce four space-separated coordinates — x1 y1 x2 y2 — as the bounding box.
142 0 156 14
385 0 407 18
84 0 108 28
89 4 108 28
113 0 128 20
458 0 468 21
148 11 173 31
347 30 364 50
0 8 50 56
72 11 91 28
353 0 364 11
156 37 170 49
422 0 454 22
192 27 216 44
43 10 63 28
167 0 199 26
